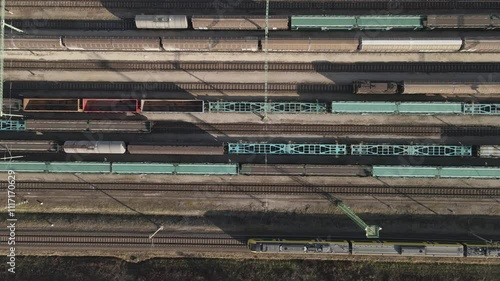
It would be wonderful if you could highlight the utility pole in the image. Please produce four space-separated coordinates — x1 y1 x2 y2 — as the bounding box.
263 0 269 121
149 225 164 239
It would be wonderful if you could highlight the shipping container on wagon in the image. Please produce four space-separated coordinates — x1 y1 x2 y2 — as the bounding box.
478 145 500 158
462 37 500 52
161 36 259 52
141 99 204 113
63 141 127 154
135 15 188 29
191 15 289 30
0 140 59 153
174 163 238 175
331 102 463 115
4 36 65 50
23 98 82 112
0 161 47 172
372 166 500 179
426 15 495 29
46 162 111 173
356 15 423 30
402 82 500 96
82 99 139 113
264 38 359 52
3 98 22 112
291 16 357 30
360 37 462 52
127 145 225 155
63 36 161 51
354 81 399 94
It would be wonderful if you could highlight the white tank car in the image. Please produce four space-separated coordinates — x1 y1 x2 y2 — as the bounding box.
135 15 188 29
479 145 500 158
63 141 126 154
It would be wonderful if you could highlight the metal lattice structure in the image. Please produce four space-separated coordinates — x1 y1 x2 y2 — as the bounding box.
208 102 327 113
227 143 347 155
0 119 25 131
336 201 381 238
463 104 500 115
351 144 472 157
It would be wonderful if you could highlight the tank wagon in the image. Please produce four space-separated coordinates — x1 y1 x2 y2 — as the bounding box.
135 15 188 29
354 81 500 97
6 35 500 53
248 239 500 259
63 141 127 154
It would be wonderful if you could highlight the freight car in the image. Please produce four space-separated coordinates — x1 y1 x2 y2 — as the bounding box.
135 15 188 29
191 15 289 30
426 15 500 29
161 36 259 52
354 81 500 96
6 35 500 53
248 239 500 258
63 141 127 154
359 38 463 53
22 98 204 113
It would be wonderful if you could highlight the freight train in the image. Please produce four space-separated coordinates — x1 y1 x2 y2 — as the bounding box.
248 239 500 258
134 14 500 30
1 158 499 179
5 35 500 53
3 140 500 159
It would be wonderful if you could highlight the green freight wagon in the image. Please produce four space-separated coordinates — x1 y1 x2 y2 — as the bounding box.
291 16 357 30
357 16 423 30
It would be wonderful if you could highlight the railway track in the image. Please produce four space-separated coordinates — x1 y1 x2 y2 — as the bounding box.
11 182 500 197
4 81 352 93
153 123 442 136
1 234 246 248
7 0 500 10
7 61 500 73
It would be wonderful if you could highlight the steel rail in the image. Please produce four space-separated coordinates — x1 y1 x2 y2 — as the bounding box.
9 182 500 197
153 123 442 136
0 234 246 247
7 0 500 9
3 81 353 93
7 61 500 73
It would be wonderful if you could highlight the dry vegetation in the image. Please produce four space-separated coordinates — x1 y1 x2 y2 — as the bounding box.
1 256 499 281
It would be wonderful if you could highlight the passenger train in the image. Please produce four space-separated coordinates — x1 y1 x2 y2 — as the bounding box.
247 239 500 258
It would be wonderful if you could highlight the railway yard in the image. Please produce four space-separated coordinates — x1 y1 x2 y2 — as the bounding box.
1 1 500 276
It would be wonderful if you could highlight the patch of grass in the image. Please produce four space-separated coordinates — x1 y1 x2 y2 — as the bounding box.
1 256 499 281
